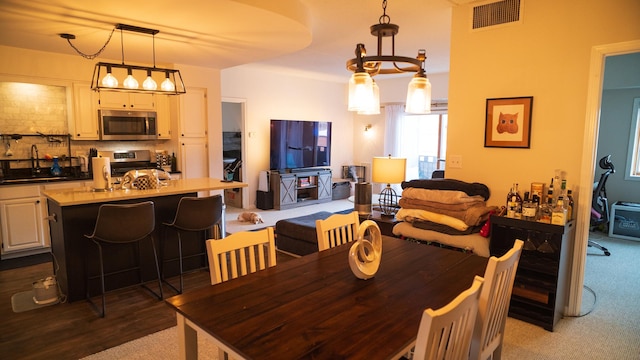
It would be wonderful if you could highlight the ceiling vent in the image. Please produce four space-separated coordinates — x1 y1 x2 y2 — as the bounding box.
472 0 522 30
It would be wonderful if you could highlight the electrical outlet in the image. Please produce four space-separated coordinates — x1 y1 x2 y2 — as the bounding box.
449 155 462 169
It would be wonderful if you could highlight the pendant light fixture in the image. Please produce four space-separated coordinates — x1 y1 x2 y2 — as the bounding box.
346 0 431 114
61 24 185 94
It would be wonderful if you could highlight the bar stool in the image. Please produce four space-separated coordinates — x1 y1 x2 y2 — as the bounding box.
161 195 223 293
84 201 163 317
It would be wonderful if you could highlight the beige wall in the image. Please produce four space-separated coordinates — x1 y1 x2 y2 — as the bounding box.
448 0 640 207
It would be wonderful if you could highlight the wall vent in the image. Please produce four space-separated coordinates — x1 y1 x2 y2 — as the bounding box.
472 0 521 29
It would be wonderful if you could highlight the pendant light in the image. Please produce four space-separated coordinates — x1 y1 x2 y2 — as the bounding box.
63 23 185 94
346 0 431 114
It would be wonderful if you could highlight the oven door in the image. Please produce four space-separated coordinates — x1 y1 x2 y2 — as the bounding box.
99 110 157 140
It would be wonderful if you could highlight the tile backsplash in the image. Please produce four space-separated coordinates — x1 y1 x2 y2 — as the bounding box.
0 82 68 135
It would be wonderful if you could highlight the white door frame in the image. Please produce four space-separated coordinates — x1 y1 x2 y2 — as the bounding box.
222 97 247 208
569 40 640 316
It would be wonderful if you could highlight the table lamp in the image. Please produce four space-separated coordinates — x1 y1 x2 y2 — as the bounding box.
372 155 406 216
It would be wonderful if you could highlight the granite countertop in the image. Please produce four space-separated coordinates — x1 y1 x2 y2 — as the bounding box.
42 178 247 206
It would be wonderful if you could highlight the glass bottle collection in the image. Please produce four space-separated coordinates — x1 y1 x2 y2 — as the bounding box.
504 170 573 225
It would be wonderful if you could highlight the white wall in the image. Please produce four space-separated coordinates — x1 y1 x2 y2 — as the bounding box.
221 65 353 208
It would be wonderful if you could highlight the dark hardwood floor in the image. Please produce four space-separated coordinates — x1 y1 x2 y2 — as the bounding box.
0 251 296 360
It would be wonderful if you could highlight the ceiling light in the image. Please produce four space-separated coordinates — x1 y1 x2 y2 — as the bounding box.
346 0 431 114
61 24 185 95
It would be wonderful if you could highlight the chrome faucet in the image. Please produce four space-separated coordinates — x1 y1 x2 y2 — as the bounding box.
31 144 41 175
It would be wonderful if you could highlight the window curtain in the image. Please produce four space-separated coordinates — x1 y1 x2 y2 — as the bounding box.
384 104 406 194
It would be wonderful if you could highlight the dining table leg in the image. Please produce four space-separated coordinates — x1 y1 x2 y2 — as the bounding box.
177 313 198 360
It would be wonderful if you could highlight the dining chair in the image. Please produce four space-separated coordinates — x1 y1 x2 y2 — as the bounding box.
160 195 223 293
84 201 163 317
470 239 524 360
413 276 484 360
205 227 277 285
315 210 360 251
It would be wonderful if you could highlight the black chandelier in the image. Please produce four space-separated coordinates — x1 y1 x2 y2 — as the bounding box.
60 24 185 95
346 0 431 114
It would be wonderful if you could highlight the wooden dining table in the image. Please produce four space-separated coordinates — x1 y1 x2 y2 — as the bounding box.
165 236 488 360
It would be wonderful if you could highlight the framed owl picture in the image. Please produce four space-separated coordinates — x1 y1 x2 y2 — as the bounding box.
484 96 533 148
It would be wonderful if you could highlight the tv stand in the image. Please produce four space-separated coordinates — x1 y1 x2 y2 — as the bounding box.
271 169 332 210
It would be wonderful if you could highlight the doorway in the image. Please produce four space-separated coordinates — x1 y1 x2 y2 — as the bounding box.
222 99 246 208
570 40 640 315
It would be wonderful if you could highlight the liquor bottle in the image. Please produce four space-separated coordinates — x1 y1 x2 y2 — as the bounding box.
514 183 523 219
551 196 567 225
505 184 514 209
171 152 177 172
566 189 574 220
538 191 554 223
547 177 555 205
522 191 537 221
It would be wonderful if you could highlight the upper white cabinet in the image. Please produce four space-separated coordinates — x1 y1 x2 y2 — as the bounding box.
99 91 155 110
179 88 207 138
71 82 100 140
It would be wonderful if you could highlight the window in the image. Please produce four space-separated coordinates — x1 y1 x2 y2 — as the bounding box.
625 98 640 180
396 113 448 180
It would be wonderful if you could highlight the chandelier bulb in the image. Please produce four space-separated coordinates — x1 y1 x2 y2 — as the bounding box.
142 70 158 90
101 66 118 88
123 68 139 89
161 71 176 91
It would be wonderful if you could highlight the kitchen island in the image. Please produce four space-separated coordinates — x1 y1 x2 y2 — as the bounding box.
42 178 247 302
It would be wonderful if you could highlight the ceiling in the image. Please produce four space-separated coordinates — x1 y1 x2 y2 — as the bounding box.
0 0 462 82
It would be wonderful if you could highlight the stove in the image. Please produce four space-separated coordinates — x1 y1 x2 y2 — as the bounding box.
97 149 156 176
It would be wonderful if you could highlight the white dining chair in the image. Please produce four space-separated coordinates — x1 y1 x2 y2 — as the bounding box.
470 239 524 360
205 227 277 285
315 211 360 251
413 276 484 360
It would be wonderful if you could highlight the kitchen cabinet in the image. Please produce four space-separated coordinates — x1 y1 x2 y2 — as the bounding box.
179 88 207 138
0 185 49 258
71 83 99 140
180 138 208 179
155 95 172 139
177 87 209 180
489 215 574 331
99 91 155 110
271 169 332 210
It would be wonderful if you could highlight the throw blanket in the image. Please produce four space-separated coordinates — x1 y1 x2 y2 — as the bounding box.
401 188 485 207
399 197 497 226
401 179 491 200
412 219 482 235
395 208 469 232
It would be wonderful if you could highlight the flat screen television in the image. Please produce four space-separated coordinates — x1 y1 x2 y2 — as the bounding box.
270 119 332 171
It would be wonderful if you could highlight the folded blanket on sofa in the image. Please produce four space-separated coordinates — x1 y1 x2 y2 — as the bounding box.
401 188 485 205
395 208 469 231
412 219 482 235
399 197 497 226
401 179 490 200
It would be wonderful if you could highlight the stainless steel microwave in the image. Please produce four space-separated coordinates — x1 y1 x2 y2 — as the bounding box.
99 109 158 140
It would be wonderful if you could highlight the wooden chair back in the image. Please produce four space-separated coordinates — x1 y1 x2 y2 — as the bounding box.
315 211 360 251
470 239 524 360
414 276 484 360
206 227 276 285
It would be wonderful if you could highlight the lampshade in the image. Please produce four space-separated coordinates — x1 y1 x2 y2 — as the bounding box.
405 74 432 114
357 81 380 115
372 156 406 184
348 72 374 112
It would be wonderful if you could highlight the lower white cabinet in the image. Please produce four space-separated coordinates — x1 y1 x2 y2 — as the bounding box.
0 185 49 258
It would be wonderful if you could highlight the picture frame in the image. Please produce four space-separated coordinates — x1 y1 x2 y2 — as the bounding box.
484 96 533 148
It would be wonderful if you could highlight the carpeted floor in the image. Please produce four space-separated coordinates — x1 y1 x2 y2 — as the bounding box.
82 232 640 359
